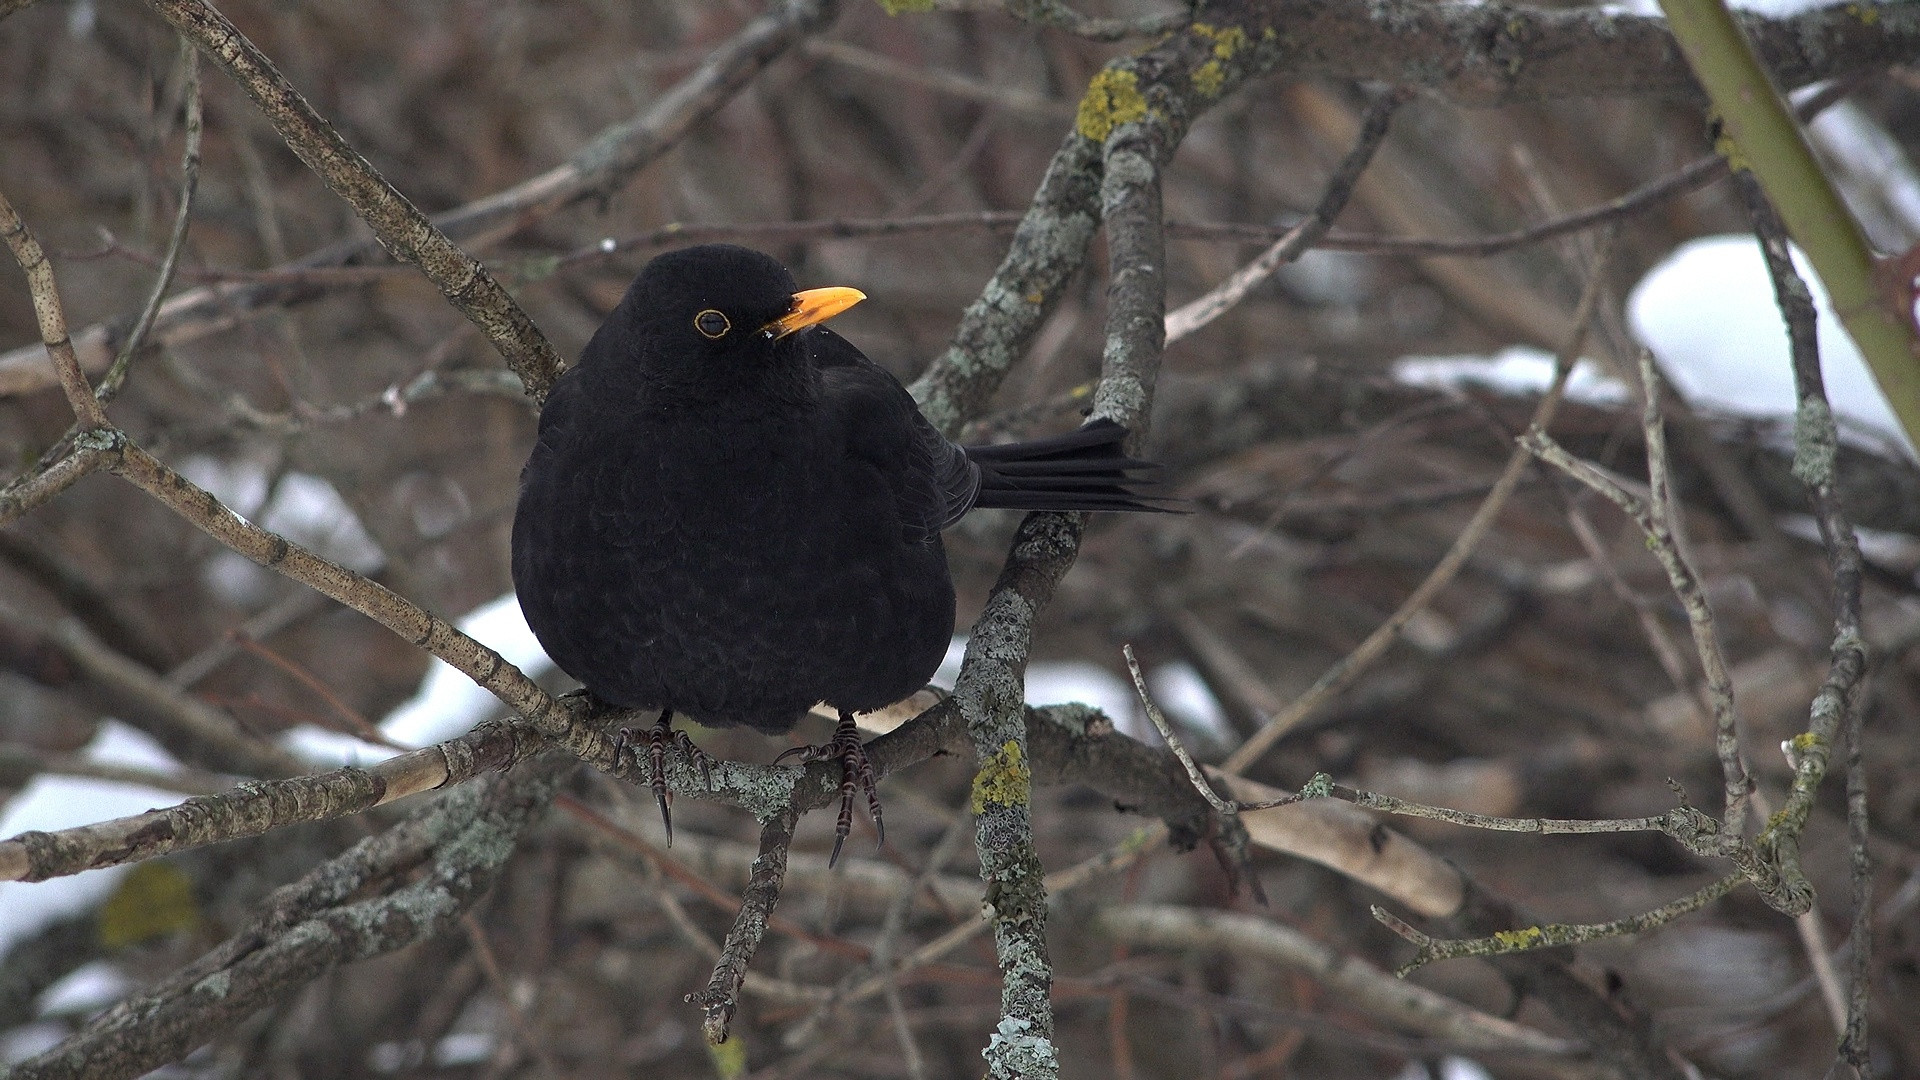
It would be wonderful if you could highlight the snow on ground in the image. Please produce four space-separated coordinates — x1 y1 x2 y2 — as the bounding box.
936 636 1234 747
1627 234 1909 453
284 591 556 765
1394 346 1628 406
174 458 385 607
1395 237 1911 459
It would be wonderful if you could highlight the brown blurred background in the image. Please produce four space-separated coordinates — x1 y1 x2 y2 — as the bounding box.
3 0 1919 1076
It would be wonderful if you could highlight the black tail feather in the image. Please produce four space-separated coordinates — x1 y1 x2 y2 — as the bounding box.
963 419 1180 514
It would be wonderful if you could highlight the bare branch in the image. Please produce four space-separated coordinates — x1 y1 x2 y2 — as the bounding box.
95 36 200 405
145 0 565 400
0 187 107 428
4 754 572 1080
1097 904 1587 1058
1377 873 1743 975
0 721 539 884
1121 644 1234 816
1164 87 1405 344
690 806 799 1045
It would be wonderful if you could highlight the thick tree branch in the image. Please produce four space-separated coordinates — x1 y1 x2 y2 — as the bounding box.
0 720 541 884
4 754 572 1080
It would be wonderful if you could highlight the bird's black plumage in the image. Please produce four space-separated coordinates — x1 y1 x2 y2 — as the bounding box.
511 244 1167 856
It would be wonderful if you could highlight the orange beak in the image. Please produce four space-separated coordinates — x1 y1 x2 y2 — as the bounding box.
763 286 866 339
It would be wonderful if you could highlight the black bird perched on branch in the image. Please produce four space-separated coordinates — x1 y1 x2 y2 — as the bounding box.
512 244 1169 863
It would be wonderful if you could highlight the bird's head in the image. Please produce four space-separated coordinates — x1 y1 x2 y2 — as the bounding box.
585 244 865 408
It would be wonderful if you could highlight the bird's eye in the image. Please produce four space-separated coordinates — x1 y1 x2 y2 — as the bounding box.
694 309 731 339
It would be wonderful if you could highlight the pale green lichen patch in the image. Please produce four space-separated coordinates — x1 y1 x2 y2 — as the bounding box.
984 1015 1059 1078
1792 393 1838 487
875 0 934 13
727 759 800 820
971 739 1031 814
193 970 232 999
1076 68 1147 143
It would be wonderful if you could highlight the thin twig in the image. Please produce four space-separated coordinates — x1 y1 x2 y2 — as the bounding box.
459 912 562 1079
1223 229 1618 774
1740 172 1873 1073
0 441 112 528
800 39 1071 118
1121 644 1233 816
0 187 108 428
40 615 306 777
1645 351 1754 829
1375 873 1744 975
1304 775 1697 838
97 36 200 404
784 797 975 1049
1097 904 1587 1057
1164 87 1406 344
991 0 1189 40
1520 355 1754 833
148 0 565 399
227 633 409 751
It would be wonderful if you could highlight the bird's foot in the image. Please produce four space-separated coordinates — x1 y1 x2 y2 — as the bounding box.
775 711 883 867
614 708 711 846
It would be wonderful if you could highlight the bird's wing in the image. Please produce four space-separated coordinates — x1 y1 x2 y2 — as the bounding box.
810 327 979 543
521 364 584 483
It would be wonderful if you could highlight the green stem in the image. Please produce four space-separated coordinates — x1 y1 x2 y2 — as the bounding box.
1656 0 1920 445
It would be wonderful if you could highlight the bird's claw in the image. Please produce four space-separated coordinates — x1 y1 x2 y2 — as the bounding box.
781 712 883 867
615 709 710 847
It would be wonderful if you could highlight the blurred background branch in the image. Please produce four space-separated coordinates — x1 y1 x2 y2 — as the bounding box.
2 0 1918 1076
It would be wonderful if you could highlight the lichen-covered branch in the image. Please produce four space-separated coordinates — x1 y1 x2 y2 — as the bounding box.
1379 874 1743 975
1097 904 1586 1058
689 805 799 1045
912 9 1278 435
957 512 1083 1080
1741 172 1873 1072
1280 0 1918 105
4 753 573 1080
0 720 543 884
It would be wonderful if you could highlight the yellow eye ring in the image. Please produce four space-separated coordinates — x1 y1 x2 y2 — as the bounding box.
694 309 731 339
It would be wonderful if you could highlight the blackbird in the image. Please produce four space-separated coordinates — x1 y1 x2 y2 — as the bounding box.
512 244 1168 862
